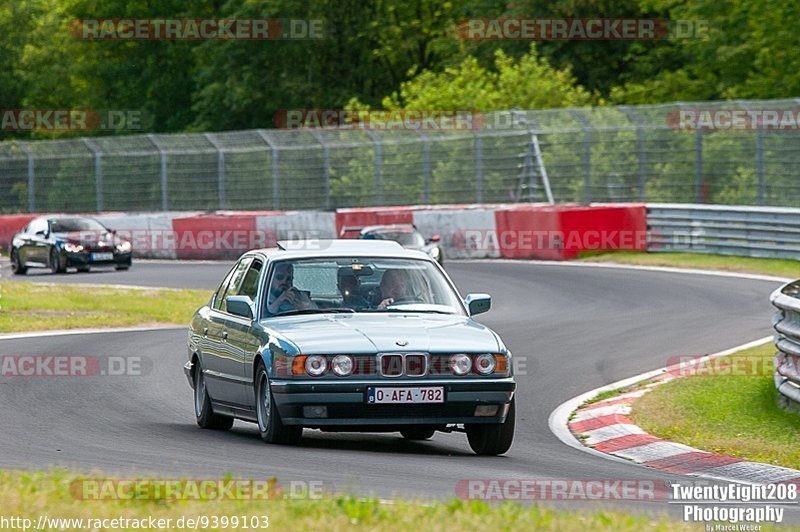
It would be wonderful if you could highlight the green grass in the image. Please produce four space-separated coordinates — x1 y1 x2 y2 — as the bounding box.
631 344 800 469
0 469 694 531
0 282 211 332
576 251 800 278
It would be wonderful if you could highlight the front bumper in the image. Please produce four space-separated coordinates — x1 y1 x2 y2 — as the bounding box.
65 250 132 267
270 378 515 426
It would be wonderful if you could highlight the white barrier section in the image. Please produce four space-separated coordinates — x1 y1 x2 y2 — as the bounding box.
413 208 499 259
94 212 191 260
256 211 337 243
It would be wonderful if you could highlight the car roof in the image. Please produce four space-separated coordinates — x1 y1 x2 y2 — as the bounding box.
245 239 434 262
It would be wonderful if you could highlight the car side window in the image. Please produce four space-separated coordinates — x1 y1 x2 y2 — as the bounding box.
232 259 263 301
28 219 48 235
218 258 253 313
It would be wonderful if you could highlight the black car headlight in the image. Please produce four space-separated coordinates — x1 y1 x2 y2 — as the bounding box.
63 243 84 253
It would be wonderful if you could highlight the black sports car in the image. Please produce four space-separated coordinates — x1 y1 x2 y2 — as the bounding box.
10 216 132 275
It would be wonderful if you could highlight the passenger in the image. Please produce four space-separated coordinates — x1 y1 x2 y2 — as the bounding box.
338 270 370 310
266 263 317 314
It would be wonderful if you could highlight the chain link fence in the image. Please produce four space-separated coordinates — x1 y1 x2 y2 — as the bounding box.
2 98 800 213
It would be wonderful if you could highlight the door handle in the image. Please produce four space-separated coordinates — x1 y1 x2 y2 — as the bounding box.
202 327 208 337
222 330 228 341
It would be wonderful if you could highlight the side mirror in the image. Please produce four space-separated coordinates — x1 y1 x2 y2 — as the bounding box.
464 293 491 316
226 296 254 319
428 234 441 243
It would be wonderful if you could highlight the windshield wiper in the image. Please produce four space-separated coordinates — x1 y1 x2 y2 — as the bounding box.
276 308 356 316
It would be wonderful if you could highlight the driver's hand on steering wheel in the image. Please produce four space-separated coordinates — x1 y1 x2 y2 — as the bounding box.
377 297 395 310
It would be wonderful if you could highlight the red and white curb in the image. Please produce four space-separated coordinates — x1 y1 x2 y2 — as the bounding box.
550 336 800 486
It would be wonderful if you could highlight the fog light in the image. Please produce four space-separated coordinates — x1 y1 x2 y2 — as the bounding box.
303 406 328 418
474 405 499 417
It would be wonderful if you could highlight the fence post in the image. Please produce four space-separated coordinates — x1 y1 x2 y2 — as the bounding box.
17 142 35 212
147 134 169 211
81 138 104 211
740 101 765 205
474 130 484 203
204 133 226 210
694 129 704 203
365 130 383 205
257 130 280 210
620 106 647 202
310 131 331 210
418 131 431 203
570 110 592 203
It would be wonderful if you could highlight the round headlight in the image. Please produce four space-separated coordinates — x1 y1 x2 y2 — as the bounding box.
331 355 354 377
305 355 328 376
474 354 496 375
116 240 132 252
449 354 471 376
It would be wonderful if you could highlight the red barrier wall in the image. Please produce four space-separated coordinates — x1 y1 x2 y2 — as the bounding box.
335 207 416 237
0 215 37 249
494 204 647 260
172 214 269 260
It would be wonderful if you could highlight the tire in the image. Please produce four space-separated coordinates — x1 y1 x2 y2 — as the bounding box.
400 427 436 440
49 247 66 274
10 250 26 275
194 361 234 431
255 362 302 445
465 398 515 456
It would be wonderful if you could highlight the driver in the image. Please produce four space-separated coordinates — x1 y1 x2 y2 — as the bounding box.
266 262 317 315
377 268 413 310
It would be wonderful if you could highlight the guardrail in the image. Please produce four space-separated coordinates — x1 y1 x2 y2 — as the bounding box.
771 282 800 410
648 203 800 260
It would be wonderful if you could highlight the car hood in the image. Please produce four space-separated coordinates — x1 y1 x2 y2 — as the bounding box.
263 313 500 354
56 231 128 247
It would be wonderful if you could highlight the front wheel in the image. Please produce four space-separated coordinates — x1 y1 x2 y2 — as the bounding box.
49 247 66 274
10 250 26 275
194 361 233 431
466 398 515 456
255 363 302 445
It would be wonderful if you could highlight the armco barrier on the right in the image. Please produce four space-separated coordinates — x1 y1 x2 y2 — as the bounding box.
771 281 800 410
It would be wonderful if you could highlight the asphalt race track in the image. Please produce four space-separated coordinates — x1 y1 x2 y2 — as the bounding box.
0 260 794 519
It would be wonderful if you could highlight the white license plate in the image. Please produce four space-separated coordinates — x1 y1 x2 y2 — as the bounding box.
90 252 114 261
367 386 444 404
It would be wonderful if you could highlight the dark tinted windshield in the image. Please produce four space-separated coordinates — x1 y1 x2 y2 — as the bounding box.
49 218 108 233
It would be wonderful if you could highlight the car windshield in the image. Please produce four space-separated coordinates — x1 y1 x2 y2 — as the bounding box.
368 230 425 247
49 218 108 233
264 257 465 317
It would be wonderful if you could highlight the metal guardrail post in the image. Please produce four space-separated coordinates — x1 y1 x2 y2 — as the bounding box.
146 134 169 211
310 131 331 210
204 133 226 210
620 106 647 201
17 142 35 213
82 138 104 211
256 130 280 210
418 131 430 203
570 110 592 203
365 130 383 205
